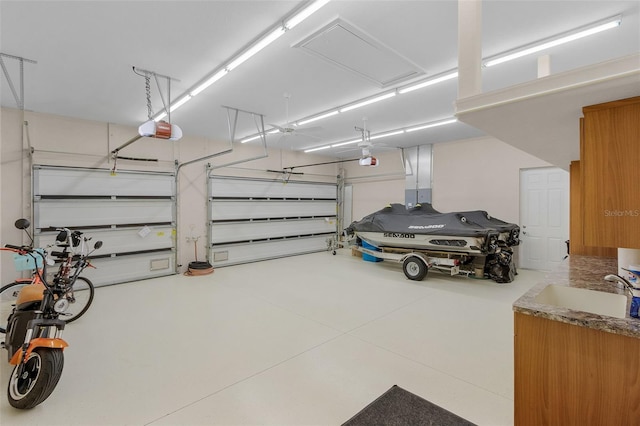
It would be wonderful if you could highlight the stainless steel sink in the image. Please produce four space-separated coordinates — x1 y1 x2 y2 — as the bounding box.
534 285 628 319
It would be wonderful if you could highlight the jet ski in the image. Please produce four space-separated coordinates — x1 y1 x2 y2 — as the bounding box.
345 203 519 283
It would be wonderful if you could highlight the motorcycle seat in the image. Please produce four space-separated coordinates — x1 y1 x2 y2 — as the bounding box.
16 283 45 306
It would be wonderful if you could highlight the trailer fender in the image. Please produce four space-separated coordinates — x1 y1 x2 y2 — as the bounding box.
400 252 429 265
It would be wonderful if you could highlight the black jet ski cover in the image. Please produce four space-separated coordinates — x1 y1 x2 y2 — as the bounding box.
454 210 520 245
346 203 496 238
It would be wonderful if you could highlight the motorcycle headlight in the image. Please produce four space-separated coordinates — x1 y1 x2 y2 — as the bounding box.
54 298 70 313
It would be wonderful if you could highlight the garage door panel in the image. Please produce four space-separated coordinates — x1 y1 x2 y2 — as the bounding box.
37 225 174 254
208 175 337 266
210 200 336 221
211 218 336 244
80 251 176 287
210 176 335 199
210 237 329 267
34 167 174 197
33 165 177 285
35 199 173 228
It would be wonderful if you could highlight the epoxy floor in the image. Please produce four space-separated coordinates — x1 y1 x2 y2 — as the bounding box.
0 249 544 425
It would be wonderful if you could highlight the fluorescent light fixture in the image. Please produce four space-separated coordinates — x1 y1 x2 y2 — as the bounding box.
241 134 263 143
170 95 192 112
340 92 396 113
406 118 457 132
331 139 361 148
398 71 458 94
299 117 456 153
304 145 331 153
370 130 404 140
227 26 286 71
286 0 331 29
298 110 339 125
149 2 330 123
484 15 621 67
241 128 279 143
153 95 192 122
191 69 228 96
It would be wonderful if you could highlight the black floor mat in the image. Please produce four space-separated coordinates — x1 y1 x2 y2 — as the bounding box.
342 385 477 426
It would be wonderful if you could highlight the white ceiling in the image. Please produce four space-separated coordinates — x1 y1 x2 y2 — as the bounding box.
1 1 638 160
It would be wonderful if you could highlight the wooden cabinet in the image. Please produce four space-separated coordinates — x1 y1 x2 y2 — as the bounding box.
514 312 640 425
569 160 616 257
581 96 640 249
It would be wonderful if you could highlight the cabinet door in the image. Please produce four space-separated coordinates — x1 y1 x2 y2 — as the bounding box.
514 312 640 425
569 160 616 257
582 97 640 249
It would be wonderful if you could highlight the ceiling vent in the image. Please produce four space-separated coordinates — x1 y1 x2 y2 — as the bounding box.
294 19 424 88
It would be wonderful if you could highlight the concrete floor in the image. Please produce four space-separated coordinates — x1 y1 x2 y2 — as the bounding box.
0 249 545 425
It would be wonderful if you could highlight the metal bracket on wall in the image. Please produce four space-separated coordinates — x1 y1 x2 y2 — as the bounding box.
0 52 37 110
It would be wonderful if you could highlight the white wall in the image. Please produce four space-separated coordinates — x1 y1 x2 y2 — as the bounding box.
1 107 555 282
432 136 551 224
342 149 406 221
0 107 338 283
341 136 552 227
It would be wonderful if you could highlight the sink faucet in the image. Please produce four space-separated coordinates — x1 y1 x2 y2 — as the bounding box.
604 274 634 292
605 274 640 319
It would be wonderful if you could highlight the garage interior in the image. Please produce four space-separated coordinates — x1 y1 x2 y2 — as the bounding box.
1 0 639 424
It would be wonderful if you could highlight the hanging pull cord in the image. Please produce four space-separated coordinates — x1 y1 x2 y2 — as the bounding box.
145 73 153 120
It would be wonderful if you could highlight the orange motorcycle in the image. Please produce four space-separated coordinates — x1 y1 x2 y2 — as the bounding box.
0 219 102 409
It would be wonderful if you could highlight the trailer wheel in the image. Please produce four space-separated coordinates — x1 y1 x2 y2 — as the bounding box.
403 256 427 281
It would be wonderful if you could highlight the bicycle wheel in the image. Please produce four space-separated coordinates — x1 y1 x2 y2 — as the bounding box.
63 276 94 323
0 282 30 332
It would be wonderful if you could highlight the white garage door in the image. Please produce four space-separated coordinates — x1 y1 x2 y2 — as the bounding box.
209 175 337 267
33 166 176 286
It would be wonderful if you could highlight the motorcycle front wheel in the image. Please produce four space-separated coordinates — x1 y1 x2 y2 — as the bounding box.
8 347 64 409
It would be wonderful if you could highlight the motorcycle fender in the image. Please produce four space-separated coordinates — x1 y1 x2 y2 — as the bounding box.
9 338 68 365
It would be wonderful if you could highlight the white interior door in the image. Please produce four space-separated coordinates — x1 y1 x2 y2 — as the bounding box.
520 167 569 271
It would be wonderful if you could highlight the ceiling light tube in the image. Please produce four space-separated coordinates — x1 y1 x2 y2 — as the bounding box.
227 26 286 71
340 92 396 113
286 0 331 30
241 128 279 143
191 69 228 96
406 118 457 132
370 130 404 140
331 139 361 148
153 95 192 122
398 71 458 94
148 2 330 124
298 110 339 125
241 134 263 143
304 145 331 153
170 95 192 112
484 15 621 67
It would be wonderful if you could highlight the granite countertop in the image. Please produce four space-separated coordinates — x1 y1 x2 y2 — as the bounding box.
513 255 640 339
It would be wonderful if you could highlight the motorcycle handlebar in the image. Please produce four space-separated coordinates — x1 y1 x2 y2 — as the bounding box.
4 244 30 251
